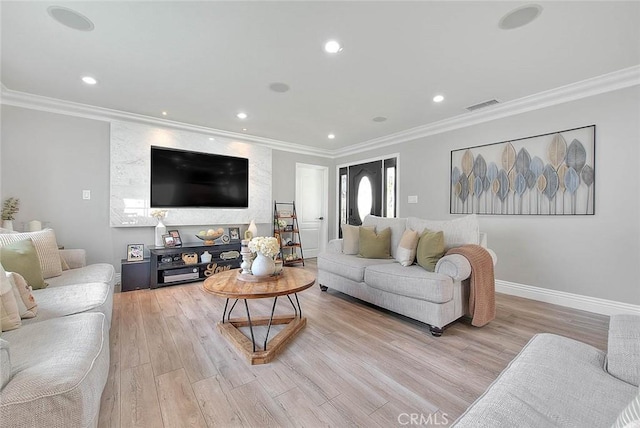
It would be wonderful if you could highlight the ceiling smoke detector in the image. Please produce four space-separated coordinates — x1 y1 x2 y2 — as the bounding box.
269 82 290 93
47 6 95 31
466 99 501 112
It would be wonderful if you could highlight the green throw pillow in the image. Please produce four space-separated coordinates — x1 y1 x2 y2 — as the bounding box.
0 239 48 289
358 227 392 259
416 229 445 272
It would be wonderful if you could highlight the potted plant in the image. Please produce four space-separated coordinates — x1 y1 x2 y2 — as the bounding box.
1 197 20 231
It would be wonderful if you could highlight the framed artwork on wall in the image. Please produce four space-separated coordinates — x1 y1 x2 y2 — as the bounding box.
450 125 595 215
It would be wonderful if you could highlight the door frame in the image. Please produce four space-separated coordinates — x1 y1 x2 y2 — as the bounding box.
295 162 329 256
335 153 400 238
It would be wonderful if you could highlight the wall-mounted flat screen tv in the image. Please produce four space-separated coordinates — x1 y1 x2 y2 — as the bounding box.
150 146 249 208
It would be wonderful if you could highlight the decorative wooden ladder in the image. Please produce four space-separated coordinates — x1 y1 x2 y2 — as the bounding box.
273 201 305 266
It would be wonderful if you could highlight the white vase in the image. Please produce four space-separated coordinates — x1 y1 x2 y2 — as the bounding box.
200 251 212 263
251 252 275 276
155 219 166 246
2 220 13 231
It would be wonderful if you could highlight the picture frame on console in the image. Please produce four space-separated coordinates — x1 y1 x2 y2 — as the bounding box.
126 244 144 262
168 229 182 246
162 234 176 247
228 227 240 241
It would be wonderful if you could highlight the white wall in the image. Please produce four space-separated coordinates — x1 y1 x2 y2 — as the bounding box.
336 86 640 305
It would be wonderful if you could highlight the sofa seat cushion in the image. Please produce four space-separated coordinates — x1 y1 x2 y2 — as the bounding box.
0 313 109 428
25 282 112 326
453 333 638 428
364 264 454 304
45 263 115 288
317 252 395 283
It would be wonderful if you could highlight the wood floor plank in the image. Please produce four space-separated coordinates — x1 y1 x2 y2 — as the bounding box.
119 291 150 369
155 368 207 428
139 290 183 376
192 375 246 428
103 260 610 426
229 380 294 428
164 314 218 383
120 363 164 428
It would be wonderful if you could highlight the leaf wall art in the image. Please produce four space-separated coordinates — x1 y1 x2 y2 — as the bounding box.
450 125 595 215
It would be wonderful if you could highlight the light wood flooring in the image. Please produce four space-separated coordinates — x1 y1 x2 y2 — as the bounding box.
99 259 609 427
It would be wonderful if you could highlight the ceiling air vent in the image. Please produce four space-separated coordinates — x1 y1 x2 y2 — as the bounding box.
466 99 500 112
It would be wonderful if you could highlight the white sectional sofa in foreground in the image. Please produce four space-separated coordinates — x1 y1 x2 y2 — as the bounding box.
1 229 115 428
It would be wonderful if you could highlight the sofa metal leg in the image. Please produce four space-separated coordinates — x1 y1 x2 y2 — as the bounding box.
319 284 328 291
429 326 443 337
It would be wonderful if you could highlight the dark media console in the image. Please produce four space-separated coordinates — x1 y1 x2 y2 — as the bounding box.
148 242 241 288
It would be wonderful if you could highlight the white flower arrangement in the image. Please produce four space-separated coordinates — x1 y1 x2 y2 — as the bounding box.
249 236 280 258
150 209 168 220
277 219 287 229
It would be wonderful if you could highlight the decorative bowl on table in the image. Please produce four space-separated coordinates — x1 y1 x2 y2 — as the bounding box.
195 228 225 245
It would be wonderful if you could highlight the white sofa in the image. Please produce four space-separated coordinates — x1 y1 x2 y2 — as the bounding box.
317 215 496 336
453 314 640 427
0 248 115 428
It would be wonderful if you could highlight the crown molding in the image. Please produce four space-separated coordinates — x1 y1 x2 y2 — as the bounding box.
2 65 639 160
0 87 334 158
334 65 640 158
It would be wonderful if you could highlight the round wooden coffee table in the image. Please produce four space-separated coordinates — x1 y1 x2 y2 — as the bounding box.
203 267 315 365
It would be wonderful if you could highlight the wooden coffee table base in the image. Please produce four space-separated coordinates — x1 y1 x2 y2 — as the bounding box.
217 315 306 365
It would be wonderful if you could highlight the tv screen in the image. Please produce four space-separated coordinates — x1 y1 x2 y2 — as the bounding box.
150 146 249 208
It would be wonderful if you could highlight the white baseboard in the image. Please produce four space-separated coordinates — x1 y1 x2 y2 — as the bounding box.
114 273 122 286
495 280 640 316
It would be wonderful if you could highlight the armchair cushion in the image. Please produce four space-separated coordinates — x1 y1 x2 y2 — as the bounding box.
607 314 640 386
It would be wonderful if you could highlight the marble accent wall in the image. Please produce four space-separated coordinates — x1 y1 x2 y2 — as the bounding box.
110 121 272 227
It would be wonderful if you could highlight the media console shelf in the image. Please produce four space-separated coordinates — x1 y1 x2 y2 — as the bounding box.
149 242 241 288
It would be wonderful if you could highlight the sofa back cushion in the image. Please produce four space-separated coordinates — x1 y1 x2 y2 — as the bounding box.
407 215 479 251
607 314 640 386
362 215 407 259
358 227 392 259
341 224 374 255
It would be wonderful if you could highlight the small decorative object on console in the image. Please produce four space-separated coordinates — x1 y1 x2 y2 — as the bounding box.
200 251 212 263
181 253 198 265
196 228 225 245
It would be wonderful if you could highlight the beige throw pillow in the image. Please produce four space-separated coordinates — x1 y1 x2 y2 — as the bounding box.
0 229 62 278
342 224 374 255
416 229 445 272
396 229 419 267
7 272 38 318
0 264 21 331
359 227 392 259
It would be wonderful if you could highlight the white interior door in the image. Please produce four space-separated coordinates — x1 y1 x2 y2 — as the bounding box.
295 163 328 258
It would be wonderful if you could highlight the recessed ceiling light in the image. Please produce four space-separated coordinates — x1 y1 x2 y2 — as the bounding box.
499 4 543 30
242 128 248 131
372 116 387 122
162 111 168 116
237 112 248 119
269 82 290 93
209 137 215 141
81 76 97 85
328 134 336 139
47 6 94 31
433 95 445 103
324 40 343 54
